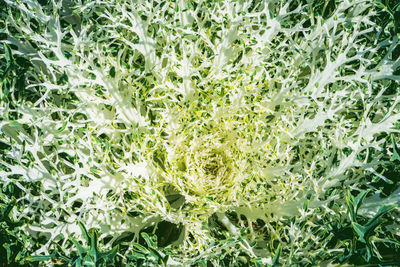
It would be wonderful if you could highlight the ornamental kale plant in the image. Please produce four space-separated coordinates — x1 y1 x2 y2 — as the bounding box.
1 0 400 265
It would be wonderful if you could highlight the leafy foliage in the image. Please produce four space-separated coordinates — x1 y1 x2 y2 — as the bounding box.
126 232 170 266
1 0 400 266
0 184 36 267
26 222 119 266
346 191 397 263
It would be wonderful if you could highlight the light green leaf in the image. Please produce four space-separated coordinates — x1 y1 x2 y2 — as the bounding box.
26 254 55 262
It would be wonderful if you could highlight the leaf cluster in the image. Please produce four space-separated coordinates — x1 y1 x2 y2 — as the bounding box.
322 190 399 265
0 183 35 267
26 222 118 266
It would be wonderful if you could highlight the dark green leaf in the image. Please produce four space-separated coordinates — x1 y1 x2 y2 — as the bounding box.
352 222 369 243
271 244 281 266
4 43 13 69
2 80 10 100
98 245 119 263
391 135 400 161
57 72 68 85
352 205 395 243
109 66 115 78
1 198 15 219
365 204 395 228
89 229 98 262
352 190 370 212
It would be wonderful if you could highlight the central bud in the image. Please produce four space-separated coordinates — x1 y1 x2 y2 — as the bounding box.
202 153 223 177
165 130 244 201
193 147 231 185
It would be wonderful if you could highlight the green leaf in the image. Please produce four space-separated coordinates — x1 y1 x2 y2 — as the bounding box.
352 222 369 243
394 6 400 33
0 192 7 201
352 190 369 211
71 238 87 257
2 79 10 100
57 253 72 263
109 66 116 78
365 204 395 229
14 249 26 263
141 232 157 248
346 190 369 222
391 135 400 161
71 256 84 267
78 222 90 245
132 243 150 254
3 243 12 264
57 72 68 85
26 254 55 262
271 244 281 266
153 154 166 171
1 198 15 219
303 198 309 211
352 205 395 243
147 247 164 263
8 121 21 127
54 121 68 134
127 251 147 260
4 43 13 69
89 229 98 263
98 245 119 263
82 258 96 266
